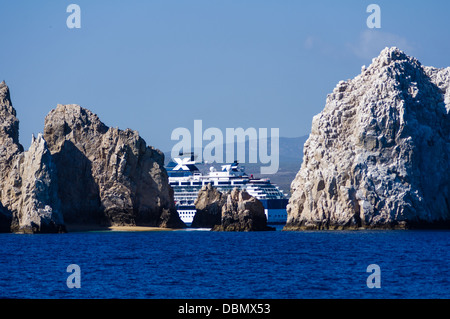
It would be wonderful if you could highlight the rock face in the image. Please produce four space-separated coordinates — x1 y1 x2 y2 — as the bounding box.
0 81 18 232
0 82 64 233
8 134 65 233
0 85 183 232
285 47 450 230
0 82 185 233
214 188 273 231
0 82 22 152
194 185 273 231
192 183 226 228
44 104 184 229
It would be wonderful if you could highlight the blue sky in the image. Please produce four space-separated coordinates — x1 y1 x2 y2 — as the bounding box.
1 0 450 151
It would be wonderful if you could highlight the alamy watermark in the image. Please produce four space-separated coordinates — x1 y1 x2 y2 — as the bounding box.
171 120 279 175
366 264 381 288
66 4 81 29
366 4 381 29
66 264 81 288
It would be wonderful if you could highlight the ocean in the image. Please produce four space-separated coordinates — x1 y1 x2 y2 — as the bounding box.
0 228 449 299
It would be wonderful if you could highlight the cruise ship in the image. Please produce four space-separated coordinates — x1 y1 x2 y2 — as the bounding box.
166 154 288 225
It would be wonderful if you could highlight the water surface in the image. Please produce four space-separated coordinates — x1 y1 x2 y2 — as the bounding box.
0 229 448 299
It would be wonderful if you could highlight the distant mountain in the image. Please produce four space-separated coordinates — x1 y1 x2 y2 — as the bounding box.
164 135 308 194
277 136 308 163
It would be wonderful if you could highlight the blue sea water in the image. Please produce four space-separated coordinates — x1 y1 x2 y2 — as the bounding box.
0 228 448 299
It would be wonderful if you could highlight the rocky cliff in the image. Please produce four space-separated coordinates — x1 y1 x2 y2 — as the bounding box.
0 82 65 233
43 104 184 229
194 184 273 231
285 47 450 230
0 83 184 232
0 81 18 232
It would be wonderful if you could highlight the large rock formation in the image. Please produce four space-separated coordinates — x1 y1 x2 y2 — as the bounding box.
0 82 64 233
1 83 183 232
285 47 450 230
193 185 273 231
44 104 184 229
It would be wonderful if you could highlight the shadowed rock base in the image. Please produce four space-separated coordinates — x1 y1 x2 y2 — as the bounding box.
283 219 450 231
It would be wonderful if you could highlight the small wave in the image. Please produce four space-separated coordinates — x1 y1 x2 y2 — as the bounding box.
179 228 212 232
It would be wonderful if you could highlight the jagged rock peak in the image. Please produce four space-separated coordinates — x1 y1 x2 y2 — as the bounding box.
285 47 450 230
0 81 22 154
44 104 108 153
372 46 418 66
0 80 14 112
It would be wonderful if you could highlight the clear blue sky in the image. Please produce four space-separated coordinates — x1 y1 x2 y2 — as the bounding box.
1 0 450 151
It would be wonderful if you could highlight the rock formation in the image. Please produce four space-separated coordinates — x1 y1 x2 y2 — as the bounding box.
285 47 450 230
8 134 65 233
0 81 18 232
214 188 274 231
194 184 273 231
43 104 185 229
0 82 183 232
192 183 226 228
0 82 65 233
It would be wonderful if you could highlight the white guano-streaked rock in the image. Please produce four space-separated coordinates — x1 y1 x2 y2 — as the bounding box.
285 47 450 230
